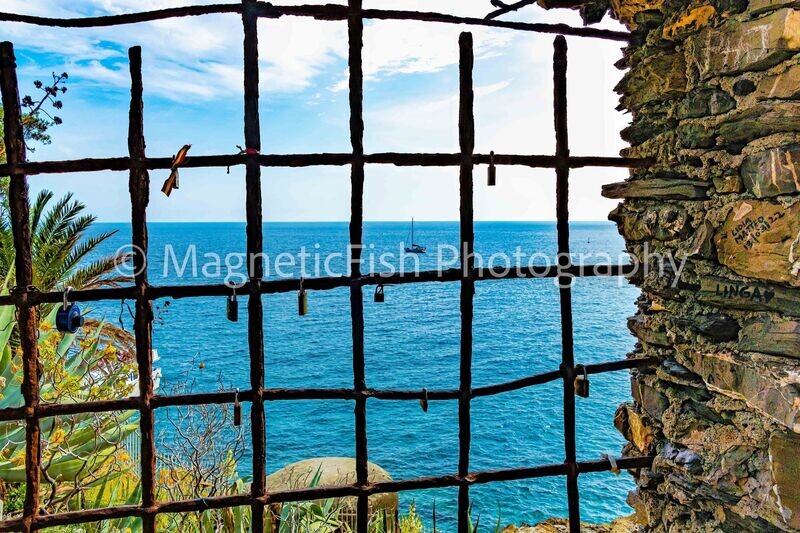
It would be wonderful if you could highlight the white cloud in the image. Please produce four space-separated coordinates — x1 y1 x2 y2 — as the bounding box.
1 0 521 101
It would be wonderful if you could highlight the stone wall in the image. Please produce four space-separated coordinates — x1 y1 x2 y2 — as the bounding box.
596 0 800 531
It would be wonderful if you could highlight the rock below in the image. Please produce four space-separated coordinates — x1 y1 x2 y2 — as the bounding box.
266 457 397 517
501 515 639 533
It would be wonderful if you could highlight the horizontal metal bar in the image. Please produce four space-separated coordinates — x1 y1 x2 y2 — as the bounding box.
0 3 630 41
0 264 635 307
9 455 652 530
0 357 656 423
0 152 651 177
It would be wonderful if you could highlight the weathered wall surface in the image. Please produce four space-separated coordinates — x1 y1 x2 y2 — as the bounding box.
601 0 800 531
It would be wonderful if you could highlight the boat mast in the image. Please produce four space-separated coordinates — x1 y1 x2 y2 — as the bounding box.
411 218 414 245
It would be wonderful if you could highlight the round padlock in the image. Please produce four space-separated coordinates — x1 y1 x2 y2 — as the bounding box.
56 287 84 333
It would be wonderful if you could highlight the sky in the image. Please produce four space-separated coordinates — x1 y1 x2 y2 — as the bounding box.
0 0 632 222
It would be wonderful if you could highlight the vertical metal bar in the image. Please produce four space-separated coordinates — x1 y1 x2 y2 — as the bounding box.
457 31 475 533
242 1 266 530
347 1 368 532
553 35 580 533
127 46 157 533
0 41 40 533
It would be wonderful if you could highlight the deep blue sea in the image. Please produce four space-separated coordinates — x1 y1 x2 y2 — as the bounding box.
85 221 639 529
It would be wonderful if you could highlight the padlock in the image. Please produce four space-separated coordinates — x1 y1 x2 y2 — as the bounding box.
488 150 496 186
226 289 238 322
574 365 589 398
56 287 84 333
233 388 241 427
419 388 429 413
374 284 385 303
298 278 308 316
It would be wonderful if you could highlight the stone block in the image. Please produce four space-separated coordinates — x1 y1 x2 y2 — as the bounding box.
698 276 800 316
615 403 656 453
693 351 800 431
602 178 710 200
689 9 800 78
755 63 800 99
741 145 800 197
717 103 800 147
740 316 800 358
617 51 687 110
715 200 800 287
662 5 716 40
769 431 800 529
677 88 735 119
740 144 800 198
712 175 743 194
608 0 665 28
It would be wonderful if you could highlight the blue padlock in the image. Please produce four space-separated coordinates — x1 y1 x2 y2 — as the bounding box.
56 287 84 333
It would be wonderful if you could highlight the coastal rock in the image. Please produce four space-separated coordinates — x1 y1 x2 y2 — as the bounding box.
602 178 710 200
769 432 800 529
714 200 800 287
741 145 800 198
740 316 800 358
266 457 397 516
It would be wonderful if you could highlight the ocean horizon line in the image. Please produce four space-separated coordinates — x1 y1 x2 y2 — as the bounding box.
93 219 616 224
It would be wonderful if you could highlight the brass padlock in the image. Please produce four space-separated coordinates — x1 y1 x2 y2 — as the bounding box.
574 365 589 398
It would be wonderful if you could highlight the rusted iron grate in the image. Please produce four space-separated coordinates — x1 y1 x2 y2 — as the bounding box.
0 2 655 532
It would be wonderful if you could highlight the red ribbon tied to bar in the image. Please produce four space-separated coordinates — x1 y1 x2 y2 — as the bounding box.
161 144 191 197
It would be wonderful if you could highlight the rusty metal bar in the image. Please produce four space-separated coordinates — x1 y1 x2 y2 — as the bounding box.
458 31 475 533
346 1 369 530
0 264 637 308
0 41 41 533
241 1 267 530
126 45 156 533
0 356 658 423
0 455 653 531
553 35 581 533
0 3 630 41
0 152 652 177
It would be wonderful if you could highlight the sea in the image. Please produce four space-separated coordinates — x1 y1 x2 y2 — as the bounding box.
84 221 640 529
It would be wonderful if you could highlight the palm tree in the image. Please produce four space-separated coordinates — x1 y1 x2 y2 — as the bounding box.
0 190 134 354
0 189 131 292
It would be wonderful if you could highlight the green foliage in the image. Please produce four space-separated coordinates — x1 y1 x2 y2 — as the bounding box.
0 298 139 512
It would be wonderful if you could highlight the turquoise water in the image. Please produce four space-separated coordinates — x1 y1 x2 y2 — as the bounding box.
88 221 639 528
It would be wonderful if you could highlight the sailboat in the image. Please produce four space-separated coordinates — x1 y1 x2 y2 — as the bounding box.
404 218 427 254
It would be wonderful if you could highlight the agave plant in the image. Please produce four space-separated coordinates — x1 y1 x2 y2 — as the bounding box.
0 292 139 514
